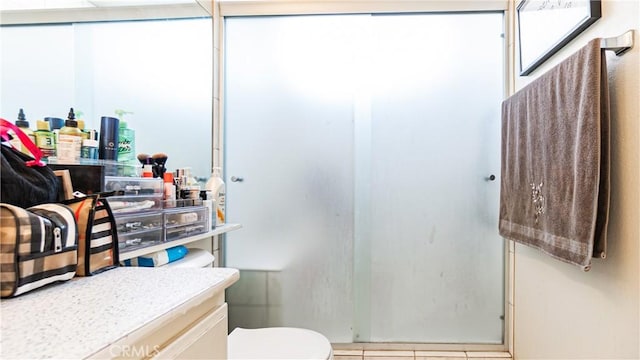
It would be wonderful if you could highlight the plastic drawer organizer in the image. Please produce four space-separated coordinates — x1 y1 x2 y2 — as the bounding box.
105 176 209 254
115 212 164 251
105 176 163 215
164 207 209 242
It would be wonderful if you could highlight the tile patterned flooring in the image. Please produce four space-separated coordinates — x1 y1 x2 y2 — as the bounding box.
334 350 512 360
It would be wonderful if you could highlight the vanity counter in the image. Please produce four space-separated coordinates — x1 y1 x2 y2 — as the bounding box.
0 267 239 359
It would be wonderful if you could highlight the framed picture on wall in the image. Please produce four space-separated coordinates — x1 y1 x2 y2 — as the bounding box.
517 0 601 76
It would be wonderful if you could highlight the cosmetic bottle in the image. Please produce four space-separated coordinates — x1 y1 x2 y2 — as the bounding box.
10 109 36 156
99 116 119 161
77 119 90 140
44 117 64 154
142 164 154 178
164 172 177 208
205 167 226 225
81 139 99 159
115 110 136 163
34 120 56 159
57 108 83 162
200 190 216 229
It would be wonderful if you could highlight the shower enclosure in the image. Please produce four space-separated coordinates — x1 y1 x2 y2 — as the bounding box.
224 12 505 344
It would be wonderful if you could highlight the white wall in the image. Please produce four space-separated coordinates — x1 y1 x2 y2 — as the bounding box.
513 0 640 359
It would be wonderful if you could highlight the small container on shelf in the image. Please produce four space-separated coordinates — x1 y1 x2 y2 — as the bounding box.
115 212 163 235
115 212 164 254
108 195 163 214
118 228 163 252
164 206 209 242
166 198 203 208
104 176 163 196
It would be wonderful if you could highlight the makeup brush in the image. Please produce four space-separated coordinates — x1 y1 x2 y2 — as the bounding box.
152 153 168 178
137 153 151 166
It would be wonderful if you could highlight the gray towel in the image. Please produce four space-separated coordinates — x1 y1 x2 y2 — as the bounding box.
499 38 610 271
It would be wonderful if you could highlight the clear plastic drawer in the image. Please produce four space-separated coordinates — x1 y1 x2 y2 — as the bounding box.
164 206 209 242
108 195 163 214
115 212 163 235
104 176 163 196
118 228 163 252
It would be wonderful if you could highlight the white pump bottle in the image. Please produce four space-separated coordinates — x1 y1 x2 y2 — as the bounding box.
205 167 226 226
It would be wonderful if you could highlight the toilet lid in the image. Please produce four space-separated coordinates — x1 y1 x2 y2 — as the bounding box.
228 327 333 360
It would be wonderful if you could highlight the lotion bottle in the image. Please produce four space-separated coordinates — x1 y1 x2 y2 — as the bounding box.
205 167 226 225
11 109 36 156
15 109 35 143
57 108 83 162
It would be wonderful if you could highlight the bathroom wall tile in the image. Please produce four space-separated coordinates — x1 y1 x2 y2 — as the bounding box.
362 344 416 351
333 344 364 351
364 350 415 360
266 271 283 305
334 349 364 356
364 350 414 356
336 356 363 360
335 350 363 360
228 304 268 331
226 270 268 305
266 305 283 327
465 352 511 358
415 351 466 360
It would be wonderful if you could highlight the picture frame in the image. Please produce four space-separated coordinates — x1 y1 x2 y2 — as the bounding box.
53 170 74 201
517 0 601 76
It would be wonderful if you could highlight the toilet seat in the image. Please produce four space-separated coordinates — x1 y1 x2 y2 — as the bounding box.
228 327 333 360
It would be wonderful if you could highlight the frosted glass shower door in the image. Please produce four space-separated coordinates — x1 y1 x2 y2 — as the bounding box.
225 12 505 344
358 13 505 343
224 15 367 342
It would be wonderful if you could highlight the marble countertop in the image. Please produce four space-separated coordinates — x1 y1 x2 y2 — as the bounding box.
0 267 239 359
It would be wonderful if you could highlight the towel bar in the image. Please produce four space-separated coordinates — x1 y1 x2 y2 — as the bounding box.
600 30 634 56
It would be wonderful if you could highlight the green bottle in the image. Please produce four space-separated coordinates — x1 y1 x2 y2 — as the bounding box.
116 109 136 163
34 120 56 159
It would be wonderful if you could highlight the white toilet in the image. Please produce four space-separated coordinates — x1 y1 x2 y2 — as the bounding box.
228 327 333 360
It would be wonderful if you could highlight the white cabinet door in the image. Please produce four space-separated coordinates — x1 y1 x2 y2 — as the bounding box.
154 303 228 359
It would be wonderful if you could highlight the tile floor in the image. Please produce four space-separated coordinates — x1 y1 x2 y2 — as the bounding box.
333 350 512 360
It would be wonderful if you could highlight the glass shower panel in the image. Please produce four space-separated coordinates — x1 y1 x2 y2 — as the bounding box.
225 12 505 345
361 13 505 343
224 15 368 342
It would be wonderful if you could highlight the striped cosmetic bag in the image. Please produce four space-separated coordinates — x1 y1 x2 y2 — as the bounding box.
63 194 119 276
0 203 78 298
